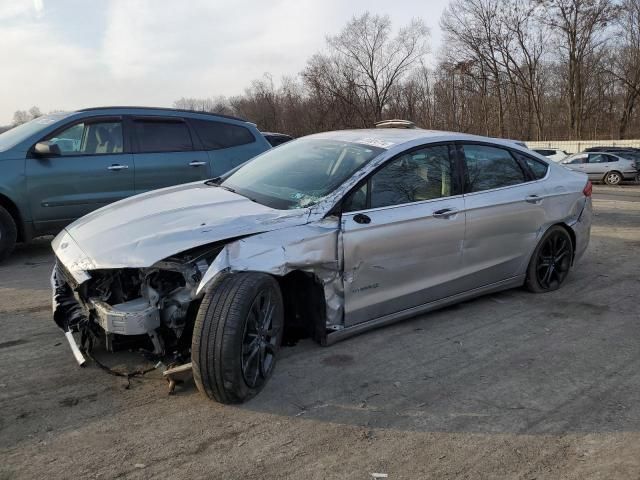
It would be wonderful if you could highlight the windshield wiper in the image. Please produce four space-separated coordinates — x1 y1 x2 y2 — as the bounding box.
205 177 236 193
205 177 222 186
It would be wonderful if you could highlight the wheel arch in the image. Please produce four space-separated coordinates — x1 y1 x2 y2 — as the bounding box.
0 193 25 242
275 270 328 345
523 221 577 277
200 269 329 346
557 222 577 265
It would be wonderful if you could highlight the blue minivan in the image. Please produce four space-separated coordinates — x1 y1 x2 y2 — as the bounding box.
0 106 271 260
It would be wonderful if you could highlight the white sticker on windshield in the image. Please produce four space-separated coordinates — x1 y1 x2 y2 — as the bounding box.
353 137 395 149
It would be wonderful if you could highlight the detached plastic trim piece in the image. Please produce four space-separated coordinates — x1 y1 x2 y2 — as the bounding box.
65 330 86 366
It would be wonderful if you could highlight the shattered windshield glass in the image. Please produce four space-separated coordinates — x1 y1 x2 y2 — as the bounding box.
221 138 383 210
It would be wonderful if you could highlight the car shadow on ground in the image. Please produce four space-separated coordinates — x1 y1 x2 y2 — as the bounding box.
5 206 638 440
4 237 53 266
51 216 639 438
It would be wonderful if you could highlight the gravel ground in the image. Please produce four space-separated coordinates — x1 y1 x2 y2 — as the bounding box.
1 186 639 479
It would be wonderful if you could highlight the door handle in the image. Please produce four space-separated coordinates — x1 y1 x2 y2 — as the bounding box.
353 213 371 224
433 208 458 218
525 195 542 204
107 164 128 171
189 161 207 167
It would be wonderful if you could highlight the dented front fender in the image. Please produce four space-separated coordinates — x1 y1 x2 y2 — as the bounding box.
197 218 345 328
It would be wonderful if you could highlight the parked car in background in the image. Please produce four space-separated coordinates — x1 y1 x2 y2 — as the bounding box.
582 147 640 177
584 146 640 153
0 107 271 261
532 148 569 162
561 151 638 185
261 132 294 147
51 129 592 404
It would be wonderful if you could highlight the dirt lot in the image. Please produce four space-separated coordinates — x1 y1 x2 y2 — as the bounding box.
1 185 639 479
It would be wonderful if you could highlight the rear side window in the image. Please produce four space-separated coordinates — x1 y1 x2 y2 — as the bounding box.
463 145 526 192
190 119 255 150
604 154 619 163
534 149 553 156
588 154 611 164
133 120 193 153
513 151 548 180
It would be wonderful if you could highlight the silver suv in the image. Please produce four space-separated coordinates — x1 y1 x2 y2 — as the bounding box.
561 152 638 185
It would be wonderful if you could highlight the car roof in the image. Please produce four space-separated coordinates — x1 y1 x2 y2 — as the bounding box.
74 106 248 123
307 128 528 151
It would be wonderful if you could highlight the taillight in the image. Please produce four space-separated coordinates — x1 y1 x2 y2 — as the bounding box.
583 180 592 197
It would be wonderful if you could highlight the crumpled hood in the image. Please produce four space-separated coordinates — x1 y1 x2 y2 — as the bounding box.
53 181 309 277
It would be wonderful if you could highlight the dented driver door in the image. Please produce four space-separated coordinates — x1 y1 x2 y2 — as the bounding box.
340 144 466 327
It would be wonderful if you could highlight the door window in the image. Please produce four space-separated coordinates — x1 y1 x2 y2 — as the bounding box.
588 154 610 164
47 121 123 155
343 145 453 211
463 145 526 192
190 119 255 150
133 120 193 153
566 155 587 164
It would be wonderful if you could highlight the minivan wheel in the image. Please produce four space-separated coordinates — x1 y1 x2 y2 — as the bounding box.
604 171 622 185
0 206 18 263
525 226 573 293
192 273 284 404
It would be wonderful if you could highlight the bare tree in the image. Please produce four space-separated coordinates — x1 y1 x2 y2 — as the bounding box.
540 0 617 138
604 0 640 138
12 110 31 125
305 13 429 124
171 5 640 141
441 0 508 136
173 96 231 115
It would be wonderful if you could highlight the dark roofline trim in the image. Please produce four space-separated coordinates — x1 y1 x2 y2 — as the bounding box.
76 106 247 123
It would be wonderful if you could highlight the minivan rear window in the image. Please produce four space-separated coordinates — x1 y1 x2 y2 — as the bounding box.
190 119 255 150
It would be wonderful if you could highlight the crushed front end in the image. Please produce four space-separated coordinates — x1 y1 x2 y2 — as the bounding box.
52 242 223 362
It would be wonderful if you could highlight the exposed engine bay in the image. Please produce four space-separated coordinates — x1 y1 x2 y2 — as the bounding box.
53 244 224 359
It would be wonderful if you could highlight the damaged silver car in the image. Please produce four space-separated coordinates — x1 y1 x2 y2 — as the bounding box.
52 129 592 403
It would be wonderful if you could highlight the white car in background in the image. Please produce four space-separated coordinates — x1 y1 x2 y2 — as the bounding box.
532 148 569 162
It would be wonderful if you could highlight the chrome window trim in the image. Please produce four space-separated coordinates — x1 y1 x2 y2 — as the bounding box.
341 193 465 216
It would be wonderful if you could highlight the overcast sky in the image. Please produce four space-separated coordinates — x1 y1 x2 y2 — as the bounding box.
0 0 448 124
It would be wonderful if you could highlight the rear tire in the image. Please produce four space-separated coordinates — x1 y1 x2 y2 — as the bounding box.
192 273 284 404
0 206 17 263
525 226 573 293
604 171 622 185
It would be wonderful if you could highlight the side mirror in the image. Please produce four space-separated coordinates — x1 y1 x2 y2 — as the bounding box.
33 141 62 157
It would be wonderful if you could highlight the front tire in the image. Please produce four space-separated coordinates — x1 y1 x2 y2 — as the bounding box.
604 171 622 185
192 273 284 404
525 226 574 293
0 206 18 263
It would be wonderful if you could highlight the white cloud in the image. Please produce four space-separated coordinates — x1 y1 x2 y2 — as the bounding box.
32 0 43 17
0 0 447 124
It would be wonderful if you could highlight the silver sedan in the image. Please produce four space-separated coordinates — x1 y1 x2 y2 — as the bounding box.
52 129 592 403
561 151 638 185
